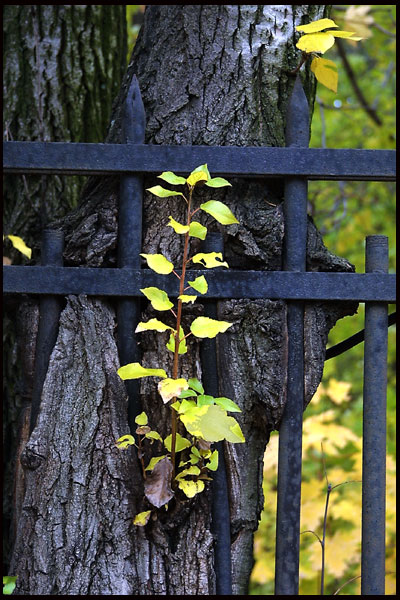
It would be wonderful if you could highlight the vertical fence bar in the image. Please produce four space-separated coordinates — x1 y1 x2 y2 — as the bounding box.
274 77 309 595
361 235 388 595
200 232 233 595
30 229 64 433
117 75 145 431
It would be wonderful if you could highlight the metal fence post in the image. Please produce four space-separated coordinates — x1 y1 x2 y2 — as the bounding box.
275 77 309 595
117 75 145 431
361 235 388 595
200 232 233 595
30 229 64 432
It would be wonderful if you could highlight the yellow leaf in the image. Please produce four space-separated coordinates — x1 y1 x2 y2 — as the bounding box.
133 510 152 526
135 318 174 333
117 362 167 380
326 378 352 404
167 216 189 234
190 316 232 338
158 378 189 403
311 57 338 93
186 170 208 187
6 235 32 259
296 18 338 34
177 478 205 498
296 31 336 54
140 253 174 274
140 287 174 311
191 252 229 269
178 295 197 304
115 434 135 449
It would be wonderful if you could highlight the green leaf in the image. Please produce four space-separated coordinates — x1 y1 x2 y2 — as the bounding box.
158 377 189 403
176 398 197 414
180 404 245 443
3 576 17 595
188 275 208 294
118 362 167 380
135 411 148 425
164 432 191 452
204 177 232 188
6 235 32 259
166 326 187 354
177 478 205 498
200 200 239 225
145 430 163 443
158 171 187 186
135 318 174 333
167 216 190 234
197 394 215 407
145 454 167 471
115 434 135 449
140 253 174 274
190 163 211 179
191 252 228 269
188 221 207 240
206 449 219 471
146 185 184 198
133 510 152 526
178 294 197 304
214 397 242 413
188 377 204 394
190 316 233 338
178 389 198 399
140 287 174 311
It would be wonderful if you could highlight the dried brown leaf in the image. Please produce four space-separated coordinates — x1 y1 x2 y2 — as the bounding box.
144 456 174 508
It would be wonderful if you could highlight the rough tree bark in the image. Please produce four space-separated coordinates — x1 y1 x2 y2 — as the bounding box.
8 5 357 595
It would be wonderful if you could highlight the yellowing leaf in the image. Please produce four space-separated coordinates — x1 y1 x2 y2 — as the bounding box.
296 18 338 34
146 185 184 198
164 432 191 452
175 465 201 480
326 378 352 404
6 235 32 259
311 57 338 93
180 404 245 443
133 510 152 526
331 30 362 41
178 295 197 304
344 5 374 40
206 449 219 471
145 454 167 471
135 318 173 333
188 275 208 294
166 326 187 355
158 377 189 403
187 170 208 187
200 200 239 225
140 253 174 274
145 430 163 443
296 32 336 54
135 411 148 425
117 362 167 380
115 434 135 449
177 478 205 498
188 221 207 240
158 171 187 186
140 287 174 311
191 252 229 269
167 216 189 234
190 316 232 338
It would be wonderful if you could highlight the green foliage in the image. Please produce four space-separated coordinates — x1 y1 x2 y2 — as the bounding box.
3 576 17 595
116 164 245 519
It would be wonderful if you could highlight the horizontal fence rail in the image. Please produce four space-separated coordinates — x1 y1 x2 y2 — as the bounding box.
3 266 396 302
3 141 396 181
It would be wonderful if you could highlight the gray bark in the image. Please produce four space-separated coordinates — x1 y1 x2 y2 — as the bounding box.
9 5 358 595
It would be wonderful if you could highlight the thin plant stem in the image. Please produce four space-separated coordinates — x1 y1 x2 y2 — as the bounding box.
170 186 193 477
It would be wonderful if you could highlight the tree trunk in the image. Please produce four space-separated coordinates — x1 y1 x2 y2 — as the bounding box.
8 5 357 595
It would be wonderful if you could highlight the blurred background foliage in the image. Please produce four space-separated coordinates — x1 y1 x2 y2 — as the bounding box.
126 5 396 595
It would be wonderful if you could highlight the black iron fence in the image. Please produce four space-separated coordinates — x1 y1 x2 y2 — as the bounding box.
3 75 396 595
